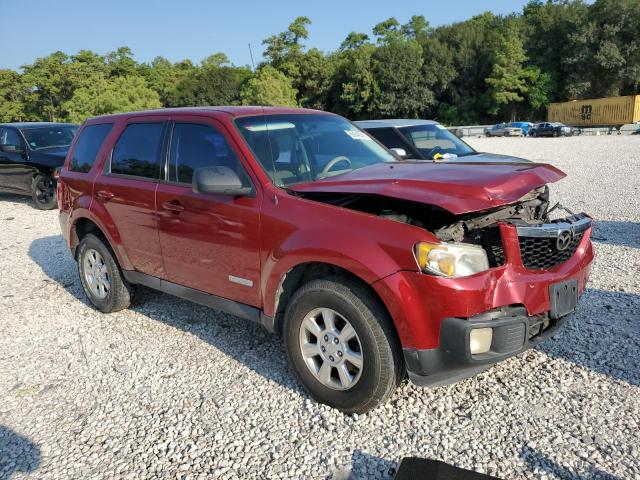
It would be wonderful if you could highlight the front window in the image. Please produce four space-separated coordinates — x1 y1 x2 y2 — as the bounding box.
235 114 394 186
398 124 475 160
20 125 78 150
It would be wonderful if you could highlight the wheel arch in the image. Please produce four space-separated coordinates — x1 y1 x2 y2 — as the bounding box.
71 214 133 270
269 262 399 347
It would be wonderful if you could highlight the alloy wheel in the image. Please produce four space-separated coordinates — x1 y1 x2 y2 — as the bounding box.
299 307 363 390
83 248 110 299
35 176 55 205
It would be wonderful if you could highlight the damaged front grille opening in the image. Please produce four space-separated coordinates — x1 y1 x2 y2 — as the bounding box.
295 186 587 271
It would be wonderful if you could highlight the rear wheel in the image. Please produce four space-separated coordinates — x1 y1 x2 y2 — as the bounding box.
553 130 559 137
283 277 403 413
530 131 536 137
31 173 57 210
77 233 135 313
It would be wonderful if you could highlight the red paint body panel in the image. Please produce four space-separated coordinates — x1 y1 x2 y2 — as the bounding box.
373 224 593 349
290 161 566 214
57 107 594 355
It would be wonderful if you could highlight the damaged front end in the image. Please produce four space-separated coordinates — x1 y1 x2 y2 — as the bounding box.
295 185 592 272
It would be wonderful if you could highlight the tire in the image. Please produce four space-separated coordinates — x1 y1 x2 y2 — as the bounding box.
530 131 536 137
31 173 57 210
77 233 135 313
283 277 403 413
553 130 559 137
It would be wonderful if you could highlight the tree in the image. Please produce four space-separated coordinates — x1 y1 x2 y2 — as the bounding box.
340 32 370 51
170 54 250 107
106 47 138 77
262 16 311 81
63 76 162 123
326 44 378 119
240 66 298 107
372 36 434 118
0 70 27 122
485 22 528 119
21 51 74 121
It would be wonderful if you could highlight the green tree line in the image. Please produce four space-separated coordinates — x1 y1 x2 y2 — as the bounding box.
2 0 639 125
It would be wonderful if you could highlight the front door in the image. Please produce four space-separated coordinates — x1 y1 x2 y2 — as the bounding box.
0 127 30 192
155 118 262 307
93 120 166 277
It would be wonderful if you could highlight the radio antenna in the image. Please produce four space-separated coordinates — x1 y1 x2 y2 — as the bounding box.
247 43 279 187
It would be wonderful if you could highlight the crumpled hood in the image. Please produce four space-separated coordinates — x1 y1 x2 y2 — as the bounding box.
290 161 565 214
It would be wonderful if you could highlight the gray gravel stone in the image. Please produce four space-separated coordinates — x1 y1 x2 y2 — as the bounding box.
0 135 639 479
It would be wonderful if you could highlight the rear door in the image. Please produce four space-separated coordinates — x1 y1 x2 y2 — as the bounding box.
93 118 166 277
155 117 262 306
0 127 30 192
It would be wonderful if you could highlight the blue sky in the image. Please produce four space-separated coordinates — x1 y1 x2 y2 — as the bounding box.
3 0 532 70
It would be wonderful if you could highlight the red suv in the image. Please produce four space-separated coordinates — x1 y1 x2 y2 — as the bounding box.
58 107 594 413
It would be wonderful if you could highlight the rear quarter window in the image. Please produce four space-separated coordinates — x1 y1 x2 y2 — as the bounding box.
69 124 113 173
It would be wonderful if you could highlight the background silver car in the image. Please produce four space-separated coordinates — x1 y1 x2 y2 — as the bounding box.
485 123 523 137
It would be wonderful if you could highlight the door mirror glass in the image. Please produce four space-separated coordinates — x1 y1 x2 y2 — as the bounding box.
193 166 253 196
0 144 23 153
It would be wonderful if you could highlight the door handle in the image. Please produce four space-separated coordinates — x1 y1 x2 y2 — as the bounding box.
96 190 114 201
162 200 184 213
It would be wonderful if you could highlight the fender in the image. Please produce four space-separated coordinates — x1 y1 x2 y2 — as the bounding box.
260 223 429 318
68 202 134 271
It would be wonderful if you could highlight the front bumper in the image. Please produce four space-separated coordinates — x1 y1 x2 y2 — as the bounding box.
371 220 594 386
403 306 570 386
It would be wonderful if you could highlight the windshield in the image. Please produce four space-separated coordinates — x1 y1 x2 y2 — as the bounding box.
398 124 475 159
21 125 78 150
235 114 395 186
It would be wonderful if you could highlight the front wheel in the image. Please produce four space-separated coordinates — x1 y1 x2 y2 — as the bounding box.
283 278 403 413
31 173 57 210
553 130 559 137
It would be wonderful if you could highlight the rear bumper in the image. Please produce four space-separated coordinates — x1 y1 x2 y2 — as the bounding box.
403 307 570 387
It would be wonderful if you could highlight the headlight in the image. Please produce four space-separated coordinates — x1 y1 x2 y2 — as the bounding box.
415 242 489 278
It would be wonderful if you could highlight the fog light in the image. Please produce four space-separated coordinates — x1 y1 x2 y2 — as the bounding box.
469 328 493 355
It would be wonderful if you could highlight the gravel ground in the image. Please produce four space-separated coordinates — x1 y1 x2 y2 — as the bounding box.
0 135 639 480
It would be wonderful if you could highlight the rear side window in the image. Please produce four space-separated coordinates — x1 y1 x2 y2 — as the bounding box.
110 123 163 179
169 123 245 185
69 124 113 173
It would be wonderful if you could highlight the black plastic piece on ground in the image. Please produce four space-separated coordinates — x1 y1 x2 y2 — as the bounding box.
393 457 501 480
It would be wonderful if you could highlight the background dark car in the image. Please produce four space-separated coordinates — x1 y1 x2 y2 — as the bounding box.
0 122 78 209
530 122 573 137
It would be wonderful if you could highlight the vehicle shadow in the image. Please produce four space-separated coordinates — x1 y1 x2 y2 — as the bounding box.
537 287 640 388
591 220 640 248
27 236 640 398
0 425 40 480
27 234 305 397
521 445 621 480
0 193 33 209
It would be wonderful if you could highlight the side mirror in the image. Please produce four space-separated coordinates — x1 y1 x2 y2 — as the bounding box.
192 166 253 197
389 148 408 158
0 144 23 153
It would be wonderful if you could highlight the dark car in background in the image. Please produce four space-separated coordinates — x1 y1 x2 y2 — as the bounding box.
0 122 78 209
530 122 573 137
356 119 530 163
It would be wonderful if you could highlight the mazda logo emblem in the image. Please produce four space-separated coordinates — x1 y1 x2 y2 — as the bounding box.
556 230 573 251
